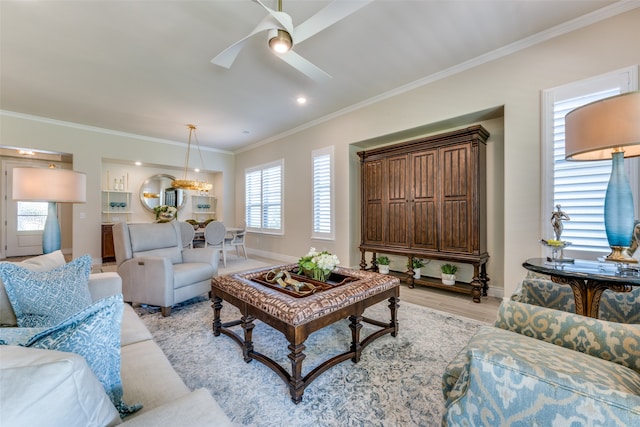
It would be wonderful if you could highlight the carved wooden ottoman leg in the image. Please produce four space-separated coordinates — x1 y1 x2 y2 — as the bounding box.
241 315 255 362
287 343 306 404
349 314 363 363
212 296 223 336
388 296 399 337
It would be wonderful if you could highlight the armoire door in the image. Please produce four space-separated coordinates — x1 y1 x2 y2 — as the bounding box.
384 155 409 247
362 160 384 245
410 149 438 250
439 143 473 253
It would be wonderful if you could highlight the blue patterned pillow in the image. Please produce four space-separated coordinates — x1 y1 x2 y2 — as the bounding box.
0 255 93 327
0 327 45 346
21 294 142 417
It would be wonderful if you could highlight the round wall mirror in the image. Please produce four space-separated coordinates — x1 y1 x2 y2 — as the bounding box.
139 174 187 213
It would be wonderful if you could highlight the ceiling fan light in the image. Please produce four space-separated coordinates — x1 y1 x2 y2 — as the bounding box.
269 29 292 54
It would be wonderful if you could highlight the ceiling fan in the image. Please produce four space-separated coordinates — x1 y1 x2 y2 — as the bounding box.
211 0 373 81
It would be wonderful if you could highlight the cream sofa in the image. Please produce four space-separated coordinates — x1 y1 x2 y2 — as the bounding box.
0 251 233 426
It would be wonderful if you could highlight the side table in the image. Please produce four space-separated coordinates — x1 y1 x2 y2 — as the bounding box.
523 258 640 319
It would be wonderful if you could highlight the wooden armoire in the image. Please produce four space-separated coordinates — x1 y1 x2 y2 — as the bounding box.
358 125 489 302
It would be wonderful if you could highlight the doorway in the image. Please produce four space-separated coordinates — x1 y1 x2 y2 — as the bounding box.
0 149 73 258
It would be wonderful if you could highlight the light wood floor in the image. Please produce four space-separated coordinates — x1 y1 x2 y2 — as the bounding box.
399 284 501 324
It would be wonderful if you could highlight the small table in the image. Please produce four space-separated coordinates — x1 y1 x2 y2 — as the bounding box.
211 265 400 403
523 258 640 318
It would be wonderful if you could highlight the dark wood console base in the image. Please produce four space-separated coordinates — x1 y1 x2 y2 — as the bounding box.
360 249 489 303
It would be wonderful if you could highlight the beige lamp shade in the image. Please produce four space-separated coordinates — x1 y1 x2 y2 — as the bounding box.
565 91 640 161
13 167 87 203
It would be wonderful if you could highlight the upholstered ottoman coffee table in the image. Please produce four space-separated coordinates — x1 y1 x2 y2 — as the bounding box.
211 264 400 403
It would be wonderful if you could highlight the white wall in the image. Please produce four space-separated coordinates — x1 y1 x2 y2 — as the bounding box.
0 118 235 263
234 9 640 298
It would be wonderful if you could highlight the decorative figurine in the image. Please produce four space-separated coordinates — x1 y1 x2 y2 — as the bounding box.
551 204 570 241
541 204 573 264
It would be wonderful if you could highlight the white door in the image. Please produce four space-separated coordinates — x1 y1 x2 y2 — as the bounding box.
2 160 51 257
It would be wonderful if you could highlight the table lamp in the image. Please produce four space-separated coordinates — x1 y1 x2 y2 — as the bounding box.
12 166 87 254
565 91 640 262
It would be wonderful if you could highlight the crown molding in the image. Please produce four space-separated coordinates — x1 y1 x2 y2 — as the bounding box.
0 110 234 155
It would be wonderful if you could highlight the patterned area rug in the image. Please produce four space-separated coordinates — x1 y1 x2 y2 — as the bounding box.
138 293 483 426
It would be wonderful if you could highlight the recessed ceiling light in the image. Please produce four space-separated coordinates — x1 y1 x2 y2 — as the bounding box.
297 97 307 105
135 161 142 166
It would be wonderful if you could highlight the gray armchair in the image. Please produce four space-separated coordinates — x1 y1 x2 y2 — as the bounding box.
112 221 219 316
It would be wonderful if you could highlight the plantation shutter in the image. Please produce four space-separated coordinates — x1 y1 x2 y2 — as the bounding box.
553 88 621 252
262 164 282 230
245 160 283 233
312 147 334 239
245 170 262 229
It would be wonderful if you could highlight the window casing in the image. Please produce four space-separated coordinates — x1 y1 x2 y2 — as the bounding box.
541 66 639 259
312 146 335 240
245 159 283 234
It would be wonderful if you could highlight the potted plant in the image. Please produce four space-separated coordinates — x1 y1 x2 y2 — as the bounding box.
407 258 425 279
376 256 390 274
441 263 458 285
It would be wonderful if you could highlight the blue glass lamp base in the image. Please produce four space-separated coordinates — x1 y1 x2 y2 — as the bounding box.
43 201 61 254
604 152 636 262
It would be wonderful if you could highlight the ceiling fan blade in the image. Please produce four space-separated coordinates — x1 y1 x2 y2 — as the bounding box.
277 50 332 81
211 14 286 68
293 0 373 44
252 0 294 34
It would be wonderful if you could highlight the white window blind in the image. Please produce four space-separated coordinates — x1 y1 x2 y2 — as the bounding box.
312 147 334 240
543 66 638 257
245 160 283 234
552 88 621 252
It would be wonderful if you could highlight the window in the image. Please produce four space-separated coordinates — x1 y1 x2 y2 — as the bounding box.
542 67 638 258
312 146 334 240
17 202 48 231
245 160 283 234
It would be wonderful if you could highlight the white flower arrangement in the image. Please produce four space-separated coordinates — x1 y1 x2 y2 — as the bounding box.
154 205 177 222
298 247 340 282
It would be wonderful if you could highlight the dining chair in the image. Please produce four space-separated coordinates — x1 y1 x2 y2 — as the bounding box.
225 228 248 259
179 221 195 248
204 221 227 267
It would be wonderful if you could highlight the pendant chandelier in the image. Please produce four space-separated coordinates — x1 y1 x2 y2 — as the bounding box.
172 124 213 192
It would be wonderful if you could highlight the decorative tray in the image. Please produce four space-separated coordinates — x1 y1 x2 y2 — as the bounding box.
252 268 357 298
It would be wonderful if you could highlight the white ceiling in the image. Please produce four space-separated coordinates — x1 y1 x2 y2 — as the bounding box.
1 0 633 152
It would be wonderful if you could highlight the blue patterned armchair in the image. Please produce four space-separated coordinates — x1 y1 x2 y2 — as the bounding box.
442 298 640 426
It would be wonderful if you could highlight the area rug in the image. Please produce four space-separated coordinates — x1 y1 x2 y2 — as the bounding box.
138 293 483 426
